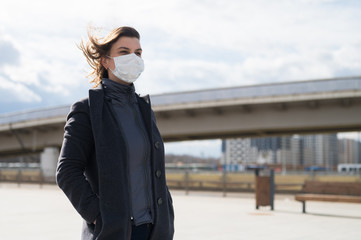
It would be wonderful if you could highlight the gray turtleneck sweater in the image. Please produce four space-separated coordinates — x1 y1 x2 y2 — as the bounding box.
102 78 153 226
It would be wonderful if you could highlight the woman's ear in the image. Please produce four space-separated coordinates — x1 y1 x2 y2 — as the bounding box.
100 56 108 69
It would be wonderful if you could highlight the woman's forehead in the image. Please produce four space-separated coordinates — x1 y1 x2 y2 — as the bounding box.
112 37 141 50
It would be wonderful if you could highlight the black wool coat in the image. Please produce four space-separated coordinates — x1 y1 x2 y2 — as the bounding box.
56 84 175 240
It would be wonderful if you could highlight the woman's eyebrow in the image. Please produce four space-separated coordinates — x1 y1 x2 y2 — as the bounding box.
116 46 142 51
116 46 130 50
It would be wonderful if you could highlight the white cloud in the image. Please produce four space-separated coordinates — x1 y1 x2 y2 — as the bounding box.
333 44 361 70
2 32 90 99
0 76 41 103
137 59 245 94
131 1 361 51
0 0 361 107
137 42 360 95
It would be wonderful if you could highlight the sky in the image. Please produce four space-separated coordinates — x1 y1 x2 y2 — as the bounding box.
1 0 361 157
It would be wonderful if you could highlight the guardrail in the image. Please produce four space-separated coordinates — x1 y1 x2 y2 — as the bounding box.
1 169 359 194
165 171 361 195
0 168 45 187
165 171 305 195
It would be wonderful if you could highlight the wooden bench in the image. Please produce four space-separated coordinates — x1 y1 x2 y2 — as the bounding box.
295 181 361 213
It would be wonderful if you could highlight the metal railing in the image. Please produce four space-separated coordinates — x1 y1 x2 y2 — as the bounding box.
165 170 361 195
0 105 70 125
165 170 304 196
0 168 46 187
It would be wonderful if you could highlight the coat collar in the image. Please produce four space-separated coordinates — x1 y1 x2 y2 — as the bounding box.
89 84 104 112
88 84 153 139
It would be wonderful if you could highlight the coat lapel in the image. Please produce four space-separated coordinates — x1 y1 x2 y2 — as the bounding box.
89 85 104 146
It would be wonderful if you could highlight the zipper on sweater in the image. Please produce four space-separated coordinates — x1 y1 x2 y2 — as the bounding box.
124 137 135 222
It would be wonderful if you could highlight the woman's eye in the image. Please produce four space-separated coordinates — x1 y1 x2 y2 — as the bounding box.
119 51 129 55
135 52 142 56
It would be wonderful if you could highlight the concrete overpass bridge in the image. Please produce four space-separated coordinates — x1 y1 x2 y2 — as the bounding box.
152 77 361 141
0 76 360 180
1 76 361 155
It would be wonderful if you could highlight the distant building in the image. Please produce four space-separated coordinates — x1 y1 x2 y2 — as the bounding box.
300 134 338 169
250 137 282 164
221 136 298 170
338 138 361 164
222 133 349 171
221 138 257 166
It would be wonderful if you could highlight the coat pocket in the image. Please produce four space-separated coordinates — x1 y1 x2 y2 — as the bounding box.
94 214 103 237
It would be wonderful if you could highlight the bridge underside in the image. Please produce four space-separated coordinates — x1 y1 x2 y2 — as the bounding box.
0 122 64 158
155 96 361 141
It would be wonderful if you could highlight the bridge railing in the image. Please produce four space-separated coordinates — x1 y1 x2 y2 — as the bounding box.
151 77 361 106
0 105 70 125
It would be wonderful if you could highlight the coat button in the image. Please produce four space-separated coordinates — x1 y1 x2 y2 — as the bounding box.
157 198 163 205
156 170 162 178
154 141 160 149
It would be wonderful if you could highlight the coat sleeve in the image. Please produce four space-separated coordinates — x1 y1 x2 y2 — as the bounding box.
56 99 100 223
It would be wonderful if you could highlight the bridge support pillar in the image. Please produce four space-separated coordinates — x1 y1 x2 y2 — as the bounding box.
40 147 59 182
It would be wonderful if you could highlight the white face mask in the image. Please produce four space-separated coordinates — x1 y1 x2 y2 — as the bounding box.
109 53 144 83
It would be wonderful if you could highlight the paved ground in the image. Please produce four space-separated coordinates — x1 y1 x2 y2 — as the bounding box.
1 183 360 240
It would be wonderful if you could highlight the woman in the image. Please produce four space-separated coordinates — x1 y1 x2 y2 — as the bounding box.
56 26 174 240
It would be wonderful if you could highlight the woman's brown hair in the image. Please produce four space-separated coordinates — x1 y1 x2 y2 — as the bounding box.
79 26 140 87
